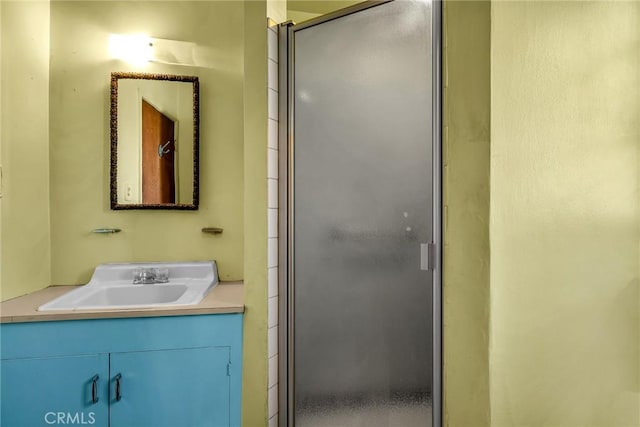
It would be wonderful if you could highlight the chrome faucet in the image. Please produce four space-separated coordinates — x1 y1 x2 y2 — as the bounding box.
133 268 156 284
133 267 169 284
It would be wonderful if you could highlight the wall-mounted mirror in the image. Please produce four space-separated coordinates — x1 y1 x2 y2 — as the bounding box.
110 72 199 210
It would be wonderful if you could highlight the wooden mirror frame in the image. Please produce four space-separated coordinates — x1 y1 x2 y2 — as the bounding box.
110 72 200 210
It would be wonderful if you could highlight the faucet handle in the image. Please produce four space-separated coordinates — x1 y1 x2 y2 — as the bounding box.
133 268 143 284
154 267 169 283
140 268 156 284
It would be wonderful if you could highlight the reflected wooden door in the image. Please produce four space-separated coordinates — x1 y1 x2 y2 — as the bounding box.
142 99 175 204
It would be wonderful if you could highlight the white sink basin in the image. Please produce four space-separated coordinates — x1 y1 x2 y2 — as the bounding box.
73 284 189 307
39 261 218 311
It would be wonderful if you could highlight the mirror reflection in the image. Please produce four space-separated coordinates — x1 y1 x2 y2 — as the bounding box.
110 72 199 210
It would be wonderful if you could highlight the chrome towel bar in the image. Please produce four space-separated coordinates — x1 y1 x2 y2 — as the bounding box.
92 228 121 234
202 227 223 235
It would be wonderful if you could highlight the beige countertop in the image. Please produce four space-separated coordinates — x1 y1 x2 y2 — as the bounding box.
0 281 244 324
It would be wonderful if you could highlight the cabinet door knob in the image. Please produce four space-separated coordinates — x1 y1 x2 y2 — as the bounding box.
114 373 122 401
91 375 99 404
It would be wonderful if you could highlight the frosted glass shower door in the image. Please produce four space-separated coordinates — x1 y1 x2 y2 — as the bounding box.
290 1 438 426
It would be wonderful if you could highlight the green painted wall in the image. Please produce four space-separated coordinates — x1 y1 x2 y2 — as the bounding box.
48 1 244 286
490 1 640 425
442 2 492 426
0 1 52 301
242 1 269 425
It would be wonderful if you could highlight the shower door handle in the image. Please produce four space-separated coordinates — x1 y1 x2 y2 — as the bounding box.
420 242 436 271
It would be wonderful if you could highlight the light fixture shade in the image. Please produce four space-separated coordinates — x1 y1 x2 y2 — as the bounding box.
149 38 197 66
109 34 197 67
109 34 153 66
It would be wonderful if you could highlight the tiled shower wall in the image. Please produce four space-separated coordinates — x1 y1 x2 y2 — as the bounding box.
267 19 279 427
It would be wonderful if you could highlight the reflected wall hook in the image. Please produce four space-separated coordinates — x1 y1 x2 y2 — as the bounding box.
158 141 172 158
92 228 122 234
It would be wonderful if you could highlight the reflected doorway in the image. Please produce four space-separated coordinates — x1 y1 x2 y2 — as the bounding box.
141 99 176 204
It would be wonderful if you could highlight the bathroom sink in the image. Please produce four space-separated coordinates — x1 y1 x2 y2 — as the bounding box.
72 284 189 307
38 261 218 311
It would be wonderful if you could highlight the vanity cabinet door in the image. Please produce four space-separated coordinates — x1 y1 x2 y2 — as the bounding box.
109 346 231 427
0 354 109 427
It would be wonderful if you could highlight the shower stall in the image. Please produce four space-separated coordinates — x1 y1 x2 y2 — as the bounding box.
279 1 442 425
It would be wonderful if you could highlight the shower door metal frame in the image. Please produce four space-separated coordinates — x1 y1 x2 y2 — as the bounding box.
278 1 443 425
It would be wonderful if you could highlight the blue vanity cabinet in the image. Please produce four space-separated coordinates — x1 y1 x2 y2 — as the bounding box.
1 313 243 427
109 347 231 427
0 354 110 427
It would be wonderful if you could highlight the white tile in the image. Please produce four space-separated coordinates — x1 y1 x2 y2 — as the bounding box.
269 414 278 427
269 354 279 388
268 88 279 121
268 119 279 150
268 326 278 357
268 384 278 418
268 148 279 179
268 237 278 268
268 29 278 62
268 267 278 298
268 296 278 328
268 208 278 238
268 179 279 208
268 59 278 91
